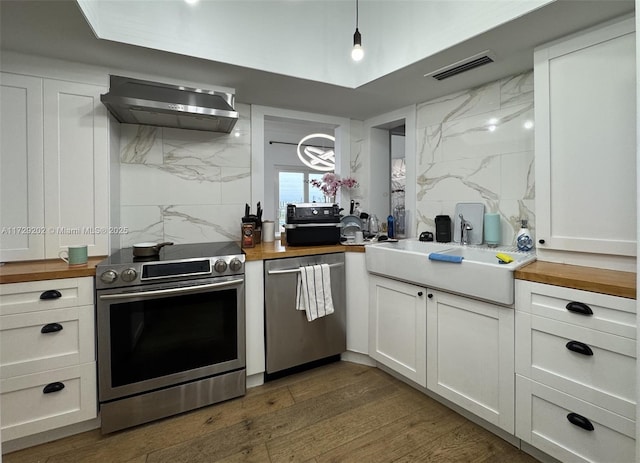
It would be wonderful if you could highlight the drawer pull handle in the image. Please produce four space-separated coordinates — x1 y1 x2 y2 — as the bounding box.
567 412 594 431
566 340 594 356
43 382 65 394
566 301 593 316
41 323 64 334
40 290 62 300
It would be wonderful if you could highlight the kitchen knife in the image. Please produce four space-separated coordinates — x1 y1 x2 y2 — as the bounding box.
349 200 355 215
245 203 250 217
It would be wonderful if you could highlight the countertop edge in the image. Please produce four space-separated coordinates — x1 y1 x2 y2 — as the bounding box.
243 241 365 262
515 261 636 299
0 256 106 285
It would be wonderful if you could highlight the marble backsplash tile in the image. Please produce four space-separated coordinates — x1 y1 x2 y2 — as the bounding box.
414 71 535 246
118 105 251 247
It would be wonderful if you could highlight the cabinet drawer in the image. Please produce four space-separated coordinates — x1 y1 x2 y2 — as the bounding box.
0 277 94 315
516 312 636 419
516 376 635 463
1 305 95 378
1 362 97 442
516 281 636 339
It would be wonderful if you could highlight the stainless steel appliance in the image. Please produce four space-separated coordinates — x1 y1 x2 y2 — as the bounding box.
95 242 245 433
100 75 239 133
264 253 346 377
285 203 341 246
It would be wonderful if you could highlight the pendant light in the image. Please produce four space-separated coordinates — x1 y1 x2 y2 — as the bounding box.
351 0 364 61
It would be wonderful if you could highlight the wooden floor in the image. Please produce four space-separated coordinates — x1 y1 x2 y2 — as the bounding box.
4 362 539 463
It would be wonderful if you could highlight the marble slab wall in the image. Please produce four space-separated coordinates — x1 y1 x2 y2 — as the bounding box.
415 71 535 246
118 103 251 247
349 119 366 202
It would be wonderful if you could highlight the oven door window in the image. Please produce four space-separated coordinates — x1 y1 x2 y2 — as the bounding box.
109 288 238 387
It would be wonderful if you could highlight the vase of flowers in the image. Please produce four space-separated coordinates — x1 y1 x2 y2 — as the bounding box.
310 173 358 203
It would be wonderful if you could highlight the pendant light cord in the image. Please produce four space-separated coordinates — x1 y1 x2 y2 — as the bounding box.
355 0 359 29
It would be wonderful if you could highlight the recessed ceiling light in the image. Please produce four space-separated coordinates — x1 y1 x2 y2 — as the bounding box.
184 0 199 5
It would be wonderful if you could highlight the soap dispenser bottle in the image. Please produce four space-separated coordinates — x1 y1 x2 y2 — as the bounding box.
516 219 533 252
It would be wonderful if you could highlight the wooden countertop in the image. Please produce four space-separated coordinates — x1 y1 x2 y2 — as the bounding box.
243 240 365 261
0 241 364 283
515 260 636 299
0 256 106 284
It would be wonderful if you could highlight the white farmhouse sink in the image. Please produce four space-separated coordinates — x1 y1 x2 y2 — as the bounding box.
365 239 536 305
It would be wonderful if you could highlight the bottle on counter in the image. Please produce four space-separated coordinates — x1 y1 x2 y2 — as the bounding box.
393 205 405 237
387 215 395 239
516 219 533 251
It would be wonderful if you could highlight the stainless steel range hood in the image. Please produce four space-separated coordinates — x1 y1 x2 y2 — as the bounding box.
101 75 239 133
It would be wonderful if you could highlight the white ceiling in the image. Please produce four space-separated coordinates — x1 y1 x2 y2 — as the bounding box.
75 0 553 88
0 0 634 120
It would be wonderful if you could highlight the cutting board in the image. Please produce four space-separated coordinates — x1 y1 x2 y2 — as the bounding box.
453 203 484 245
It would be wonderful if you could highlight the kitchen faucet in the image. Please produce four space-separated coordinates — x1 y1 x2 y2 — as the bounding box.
459 214 473 245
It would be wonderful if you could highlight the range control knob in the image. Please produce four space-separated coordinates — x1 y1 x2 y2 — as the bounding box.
229 258 243 272
121 268 138 282
214 259 228 273
100 270 118 284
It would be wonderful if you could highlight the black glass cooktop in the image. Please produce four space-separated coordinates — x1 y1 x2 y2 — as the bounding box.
100 242 242 266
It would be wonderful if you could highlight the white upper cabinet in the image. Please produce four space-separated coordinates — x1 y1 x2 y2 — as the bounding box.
534 17 636 259
0 72 110 261
43 79 109 258
0 73 45 261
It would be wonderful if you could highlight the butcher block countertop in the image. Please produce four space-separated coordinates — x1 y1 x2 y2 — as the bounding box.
0 241 365 283
243 240 365 261
0 256 106 284
515 260 636 299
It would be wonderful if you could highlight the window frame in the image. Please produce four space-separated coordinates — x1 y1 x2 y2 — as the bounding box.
274 166 329 233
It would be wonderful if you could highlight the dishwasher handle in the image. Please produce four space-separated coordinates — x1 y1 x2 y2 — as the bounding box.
267 262 344 275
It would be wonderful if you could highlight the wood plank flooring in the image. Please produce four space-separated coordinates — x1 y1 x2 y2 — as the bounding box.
4 362 539 463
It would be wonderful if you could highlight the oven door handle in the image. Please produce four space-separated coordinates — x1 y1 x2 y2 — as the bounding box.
98 278 244 300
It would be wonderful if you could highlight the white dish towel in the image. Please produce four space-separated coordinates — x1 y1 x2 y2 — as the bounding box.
296 264 334 322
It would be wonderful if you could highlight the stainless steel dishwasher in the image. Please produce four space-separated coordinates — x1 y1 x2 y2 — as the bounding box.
264 253 346 377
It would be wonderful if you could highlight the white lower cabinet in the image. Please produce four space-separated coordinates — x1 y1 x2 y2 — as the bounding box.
1 363 97 442
516 376 635 463
346 252 368 354
368 275 426 387
245 260 265 378
0 277 97 442
426 290 515 433
515 280 636 462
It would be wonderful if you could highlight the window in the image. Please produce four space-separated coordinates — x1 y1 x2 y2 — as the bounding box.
276 169 327 231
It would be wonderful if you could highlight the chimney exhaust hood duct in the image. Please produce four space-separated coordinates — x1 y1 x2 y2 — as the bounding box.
100 75 239 133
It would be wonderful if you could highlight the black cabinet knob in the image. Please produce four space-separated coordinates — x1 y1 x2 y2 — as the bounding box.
538 239 545 244
41 323 63 334
417 292 423 296
427 293 433 299
43 382 65 394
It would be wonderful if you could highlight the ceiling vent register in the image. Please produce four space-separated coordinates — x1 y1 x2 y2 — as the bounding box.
424 50 496 81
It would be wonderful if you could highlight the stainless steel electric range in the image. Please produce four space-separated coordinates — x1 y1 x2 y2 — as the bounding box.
95 242 246 433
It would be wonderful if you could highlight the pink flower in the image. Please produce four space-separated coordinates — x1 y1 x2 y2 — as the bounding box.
310 174 358 198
